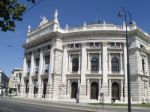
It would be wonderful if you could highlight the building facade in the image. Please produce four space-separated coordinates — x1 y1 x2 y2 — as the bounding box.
8 68 23 95
20 10 150 103
0 69 9 95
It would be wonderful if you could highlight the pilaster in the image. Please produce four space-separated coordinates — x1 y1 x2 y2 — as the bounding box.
123 42 128 101
120 53 123 74
99 52 102 74
79 42 87 101
46 47 54 99
109 79 112 99
102 42 109 102
20 57 26 97
98 79 102 101
121 79 124 101
29 53 34 98
108 52 111 74
60 45 68 98
38 50 43 99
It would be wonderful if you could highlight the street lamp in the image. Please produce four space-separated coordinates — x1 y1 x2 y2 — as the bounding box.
117 7 133 112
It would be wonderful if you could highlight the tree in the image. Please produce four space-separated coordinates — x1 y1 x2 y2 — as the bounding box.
0 0 35 32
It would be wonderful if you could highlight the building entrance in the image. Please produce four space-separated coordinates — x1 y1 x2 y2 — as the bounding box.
90 82 98 99
112 82 120 100
71 82 78 98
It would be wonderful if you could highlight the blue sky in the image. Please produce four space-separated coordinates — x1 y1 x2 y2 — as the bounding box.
0 0 150 75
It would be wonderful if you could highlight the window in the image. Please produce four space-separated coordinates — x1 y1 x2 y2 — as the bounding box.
45 55 50 64
95 42 100 47
91 57 99 72
140 44 144 48
27 60 31 67
110 42 115 47
70 44 74 48
35 58 39 73
89 43 94 47
72 58 79 72
142 59 145 74
35 58 39 66
111 57 120 73
47 45 51 49
27 60 31 74
37 48 40 53
75 43 80 48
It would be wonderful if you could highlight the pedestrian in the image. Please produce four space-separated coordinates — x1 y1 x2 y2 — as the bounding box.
1 92 3 99
0 93 2 99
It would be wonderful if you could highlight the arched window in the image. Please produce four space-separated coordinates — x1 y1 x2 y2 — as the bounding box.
91 57 99 72
72 58 79 72
111 57 120 73
142 59 145 73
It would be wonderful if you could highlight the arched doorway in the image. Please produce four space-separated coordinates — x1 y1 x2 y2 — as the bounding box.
90 82 98 99
42 78 48 98
112 82 120 100
71 82 78 98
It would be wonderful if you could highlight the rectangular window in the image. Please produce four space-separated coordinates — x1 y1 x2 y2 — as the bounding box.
75 43 80 48
89 43 94 47
95 42 100 47
45 55 50 64
71 44 74 48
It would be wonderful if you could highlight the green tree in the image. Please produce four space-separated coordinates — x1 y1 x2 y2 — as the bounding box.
0 0 35 32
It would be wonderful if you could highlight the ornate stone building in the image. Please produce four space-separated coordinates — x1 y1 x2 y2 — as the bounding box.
8 68 23 95
0 69 9 95
20 10 150 103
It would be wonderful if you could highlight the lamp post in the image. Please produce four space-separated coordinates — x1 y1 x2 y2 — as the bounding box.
117 7 133 112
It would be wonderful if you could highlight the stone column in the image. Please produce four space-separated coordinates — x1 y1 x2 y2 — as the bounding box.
121 79 124 101
62 45 68 84
102 42 109 102
20 56 27 97
67 79 70 97
87 79 90 98
87 53 91 73
78 53 81 74
108 52 111 74
46 47 54 99
29 52 34 98
99 52 102 74
98 79 102 101
123 42 128 102
68 54 71 73
79 42 87 101
38 49 43 99
109 79 112 99
120 53 123 74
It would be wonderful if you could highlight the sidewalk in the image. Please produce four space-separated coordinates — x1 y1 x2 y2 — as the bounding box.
3 96 150 112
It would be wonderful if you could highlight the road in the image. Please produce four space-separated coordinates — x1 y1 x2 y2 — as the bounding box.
0 98 150 112
0 99 85 112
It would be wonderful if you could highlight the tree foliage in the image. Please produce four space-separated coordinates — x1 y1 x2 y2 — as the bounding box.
0 0 35 32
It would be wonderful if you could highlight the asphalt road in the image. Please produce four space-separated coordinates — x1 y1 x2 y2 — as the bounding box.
0 99 85 112
0 98 150 112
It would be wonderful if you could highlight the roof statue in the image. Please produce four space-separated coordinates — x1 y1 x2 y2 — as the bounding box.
54 9 58 20
53 9 60 30
103 20 106 24
83 22 87 26
65 24 69 30
28 25 31 33
39 16 48 27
